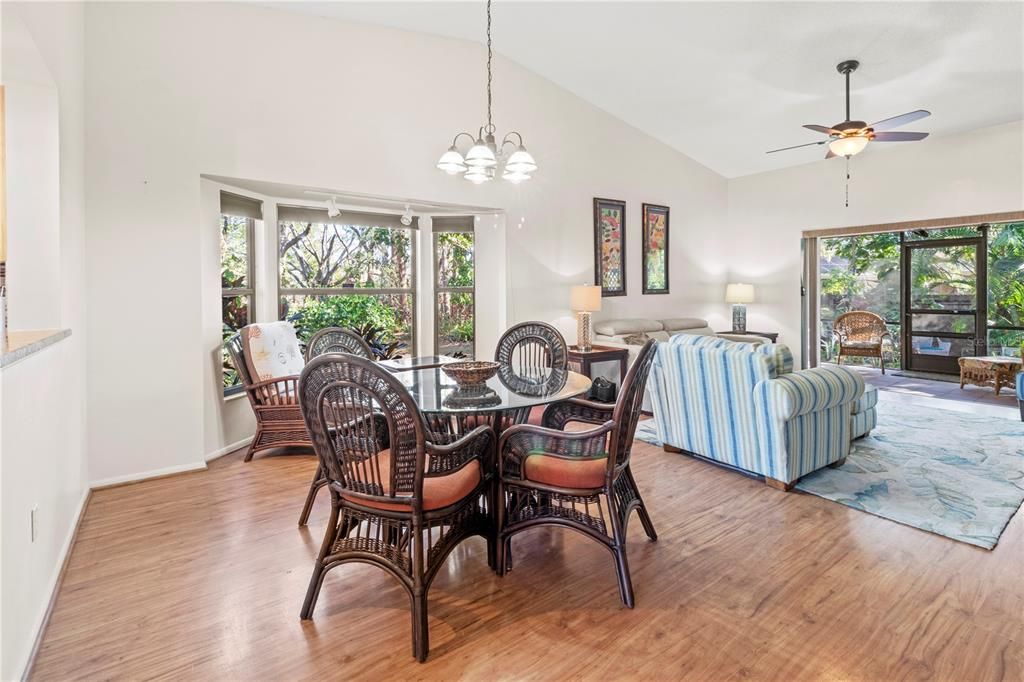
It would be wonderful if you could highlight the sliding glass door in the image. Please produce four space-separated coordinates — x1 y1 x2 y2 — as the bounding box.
901 234 986 374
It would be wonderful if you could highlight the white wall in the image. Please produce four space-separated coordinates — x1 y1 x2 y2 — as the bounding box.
0 3 88 679
83 2 731 475
727 120 1024 366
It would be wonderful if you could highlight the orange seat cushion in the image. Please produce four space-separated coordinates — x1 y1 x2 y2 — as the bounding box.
523 451 608 489
340 448 482 512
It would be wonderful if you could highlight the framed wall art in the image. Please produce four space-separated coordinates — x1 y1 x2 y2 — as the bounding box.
642 203 669 294
593 198 626 297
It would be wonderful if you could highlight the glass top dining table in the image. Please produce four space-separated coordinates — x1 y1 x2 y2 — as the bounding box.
394 363 592 417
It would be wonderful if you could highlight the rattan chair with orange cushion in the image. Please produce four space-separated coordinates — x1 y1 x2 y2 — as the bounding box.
496 339 659 608
833 311 892 374
298 353 494 662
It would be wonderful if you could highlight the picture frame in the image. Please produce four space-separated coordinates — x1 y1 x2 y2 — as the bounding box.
642 203 669 294
593 198 627 297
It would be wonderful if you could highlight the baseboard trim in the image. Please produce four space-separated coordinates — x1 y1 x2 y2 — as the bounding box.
20 488 92 681
205 436 253 463
90 461 208 491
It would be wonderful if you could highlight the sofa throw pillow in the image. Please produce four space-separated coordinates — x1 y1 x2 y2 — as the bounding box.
241 321 305 382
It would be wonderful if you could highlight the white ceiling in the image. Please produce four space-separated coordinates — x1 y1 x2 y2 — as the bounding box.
263 1 1024 178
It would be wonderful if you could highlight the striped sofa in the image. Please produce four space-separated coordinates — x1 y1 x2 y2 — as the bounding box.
649 335 866 490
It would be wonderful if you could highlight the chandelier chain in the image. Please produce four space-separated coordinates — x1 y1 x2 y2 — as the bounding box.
485 0 494 134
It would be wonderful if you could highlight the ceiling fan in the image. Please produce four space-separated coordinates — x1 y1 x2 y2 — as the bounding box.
767 60 930 159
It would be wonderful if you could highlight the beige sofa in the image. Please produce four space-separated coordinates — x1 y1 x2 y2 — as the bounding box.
591 318 769 409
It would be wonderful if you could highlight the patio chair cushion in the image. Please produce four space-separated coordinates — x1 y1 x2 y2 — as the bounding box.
241 322 304 382
842 341 882 350
523 451 608 489
340 449 482 512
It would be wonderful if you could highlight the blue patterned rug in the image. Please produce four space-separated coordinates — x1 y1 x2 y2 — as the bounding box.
635 393 1024 549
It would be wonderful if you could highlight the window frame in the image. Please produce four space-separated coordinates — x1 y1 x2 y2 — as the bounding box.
432 227 476 357
276 217 418 355
221 213 256 397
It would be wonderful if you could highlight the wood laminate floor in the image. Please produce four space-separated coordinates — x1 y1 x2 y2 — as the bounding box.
31 401 1024 680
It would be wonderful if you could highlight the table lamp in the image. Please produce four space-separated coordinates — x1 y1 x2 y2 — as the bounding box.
725 283 755 333
570 285 602 352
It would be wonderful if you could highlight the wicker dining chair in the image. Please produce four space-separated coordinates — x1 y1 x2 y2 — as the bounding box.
305 326 374 362
833 311 892 374
496 338 658 608
299 327 376 524
495 321 569 372
298 354 495 662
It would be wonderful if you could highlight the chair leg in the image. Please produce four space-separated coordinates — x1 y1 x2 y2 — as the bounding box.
607 496 635 609
613 546 636 609
411 590 429 662
879 353 885 375
625 467 657 541
298 464 327 526
243 426 263 462
495 479 508 576
300 503 340 620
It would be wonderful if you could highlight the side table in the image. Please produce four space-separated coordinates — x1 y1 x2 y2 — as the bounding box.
718 330 779 343
567 345 629 396
958 356 1022 396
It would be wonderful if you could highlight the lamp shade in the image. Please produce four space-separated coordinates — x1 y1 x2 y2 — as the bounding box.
725 283 755 304
570 285 602 312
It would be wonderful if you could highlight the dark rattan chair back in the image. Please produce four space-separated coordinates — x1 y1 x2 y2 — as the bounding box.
609 339 658 469
495 321 568 372
300 354 423 500
305 327 374 362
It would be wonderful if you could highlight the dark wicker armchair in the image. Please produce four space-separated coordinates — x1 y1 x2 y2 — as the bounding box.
305 326 374 362
834 311 892 374
496 339 658 608
298 354 495 662
495 321 568 372
300 327 376 523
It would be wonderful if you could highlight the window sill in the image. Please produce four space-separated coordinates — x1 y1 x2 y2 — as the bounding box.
223 389 247 403
1 329 72 369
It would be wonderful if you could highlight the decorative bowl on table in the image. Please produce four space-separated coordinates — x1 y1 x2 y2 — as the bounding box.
442 360 500 387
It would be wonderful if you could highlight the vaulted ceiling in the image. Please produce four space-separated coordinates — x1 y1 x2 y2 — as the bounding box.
265 1 1024 178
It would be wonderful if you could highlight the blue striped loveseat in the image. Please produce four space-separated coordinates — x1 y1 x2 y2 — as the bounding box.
649 335 865 490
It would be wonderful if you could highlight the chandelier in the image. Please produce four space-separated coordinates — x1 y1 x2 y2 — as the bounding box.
436 0 537 184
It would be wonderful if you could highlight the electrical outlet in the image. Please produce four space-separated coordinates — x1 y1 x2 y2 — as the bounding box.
30 506 39 543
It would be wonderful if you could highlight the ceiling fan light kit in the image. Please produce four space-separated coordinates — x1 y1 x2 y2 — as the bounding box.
437 0 537 185
767 59 931 160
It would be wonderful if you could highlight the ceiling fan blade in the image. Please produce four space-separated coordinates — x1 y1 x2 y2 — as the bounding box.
825 149 837 159
803 124 840 135
766 139 828 154
872 131 929 142
870 110 930 131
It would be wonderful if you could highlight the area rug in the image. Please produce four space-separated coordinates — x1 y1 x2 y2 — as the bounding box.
634 393 1024 549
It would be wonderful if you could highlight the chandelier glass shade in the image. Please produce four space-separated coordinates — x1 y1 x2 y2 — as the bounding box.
436 0 537 184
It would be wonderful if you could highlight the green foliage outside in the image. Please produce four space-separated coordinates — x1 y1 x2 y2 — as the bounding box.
435 232 475 356
819 222 1024 365
283 294 401 342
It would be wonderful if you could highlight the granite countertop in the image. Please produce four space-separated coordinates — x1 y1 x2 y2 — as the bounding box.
1 329 72 368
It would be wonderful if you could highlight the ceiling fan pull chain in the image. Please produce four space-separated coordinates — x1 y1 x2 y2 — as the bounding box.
845 156 851 208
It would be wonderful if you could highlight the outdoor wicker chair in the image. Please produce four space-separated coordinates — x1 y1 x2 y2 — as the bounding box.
495 321 568 372
496 338 658 608
226 329 309 464
305 326 374 362
833 311 892 374
298 354 495 662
